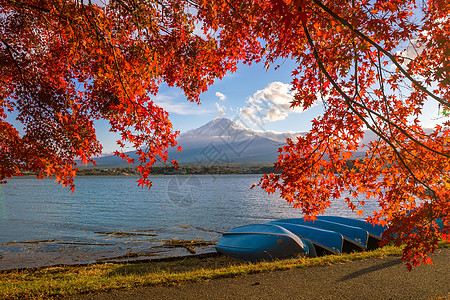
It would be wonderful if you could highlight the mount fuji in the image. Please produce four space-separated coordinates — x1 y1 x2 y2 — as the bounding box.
170 118 305 164
91 118 305 167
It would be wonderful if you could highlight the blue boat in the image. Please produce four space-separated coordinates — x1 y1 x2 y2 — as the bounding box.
269 221 344 254
317 216 387 249
316 216 386 237
273 218 369 251
215 223 309 262
301 238 318 258
216 216 392 262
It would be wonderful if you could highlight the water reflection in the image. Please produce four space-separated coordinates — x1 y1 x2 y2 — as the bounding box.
0 185 6 220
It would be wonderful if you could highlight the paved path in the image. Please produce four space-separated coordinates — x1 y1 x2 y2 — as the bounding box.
70 248 449 300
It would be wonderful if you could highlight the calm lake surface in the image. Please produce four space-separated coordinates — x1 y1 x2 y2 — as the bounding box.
0 175 379 270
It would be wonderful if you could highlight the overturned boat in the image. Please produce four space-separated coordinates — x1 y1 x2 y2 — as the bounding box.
215 223 310 262
269 221 345 255
317 216 387 249
216 216 388 261
272 218 369 251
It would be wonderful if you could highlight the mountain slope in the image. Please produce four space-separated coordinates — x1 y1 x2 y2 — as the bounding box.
90 118 302 167
86 118 407 168
168 118 287 164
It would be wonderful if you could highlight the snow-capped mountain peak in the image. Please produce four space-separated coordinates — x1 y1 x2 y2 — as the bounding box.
182 117 305 142
182 118 256 140
91 118 306 166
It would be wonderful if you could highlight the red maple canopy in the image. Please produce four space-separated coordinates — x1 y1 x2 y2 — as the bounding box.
1 0 448 269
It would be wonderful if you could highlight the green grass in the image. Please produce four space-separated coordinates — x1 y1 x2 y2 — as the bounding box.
7 241 450 299
0 245 411 299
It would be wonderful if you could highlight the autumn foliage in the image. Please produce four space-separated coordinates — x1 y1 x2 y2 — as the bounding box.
0 0 237 190
206 0 449 269
1 0 449 269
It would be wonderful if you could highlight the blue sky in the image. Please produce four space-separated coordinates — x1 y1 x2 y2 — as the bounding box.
156 60 324 131
96 56 442 154
97 59 326 153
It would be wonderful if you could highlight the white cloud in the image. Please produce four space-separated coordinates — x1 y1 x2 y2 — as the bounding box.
193 20 209 39
239 82 316 125
266 106 289 121
88 0 109 6
396 39 423 68
154 92 213 115
215 92 227 101
215 102 226 118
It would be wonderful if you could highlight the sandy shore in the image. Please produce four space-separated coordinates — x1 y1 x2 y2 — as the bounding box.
67 247 450 300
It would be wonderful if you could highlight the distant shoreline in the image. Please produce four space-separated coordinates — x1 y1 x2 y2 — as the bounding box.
19 165 281 177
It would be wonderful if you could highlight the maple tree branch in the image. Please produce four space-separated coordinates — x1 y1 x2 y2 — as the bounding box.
302 23 437 197
351 91 450 159
0 36 60 122
5 0 50 12
364 62 428 148
374 50 408 152
370 53 433 182
79 3 139 118
222 0 250 26
184 0 199 9
373 51 430 176
115 0 134 12
344 44 449 160
310 0 448 108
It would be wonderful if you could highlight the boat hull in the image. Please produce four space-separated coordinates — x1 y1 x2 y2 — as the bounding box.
317 216 386 238
270 221 344 254
273 218 369 250
215 224 308 262
216 216 390 261
317 216 387 249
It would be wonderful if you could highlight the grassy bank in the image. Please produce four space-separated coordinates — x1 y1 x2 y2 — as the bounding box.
0 245 415 299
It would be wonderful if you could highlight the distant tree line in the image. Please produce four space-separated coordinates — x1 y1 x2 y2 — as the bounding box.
22 162 368 177
74 165 281 176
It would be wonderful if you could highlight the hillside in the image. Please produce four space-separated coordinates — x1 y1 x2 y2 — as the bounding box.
87 118 305 167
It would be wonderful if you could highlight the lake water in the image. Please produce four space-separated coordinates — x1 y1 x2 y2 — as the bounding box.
0 175 379 270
